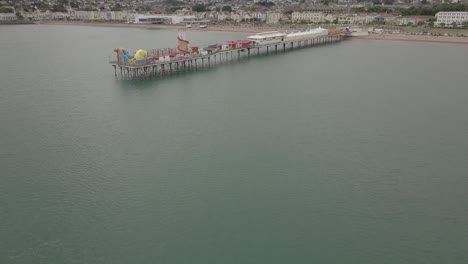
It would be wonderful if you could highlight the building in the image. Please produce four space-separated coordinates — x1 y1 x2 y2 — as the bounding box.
217 12 228 21
435 11 468 26
266 12 281 24
134 14 196 24
251 12 266 22
397 16 417 26
292 12 324 23
337 14 368 24
0 13 17 21
303 5 347 14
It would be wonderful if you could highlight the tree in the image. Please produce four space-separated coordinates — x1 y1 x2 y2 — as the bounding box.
464 21 468 29
222 5 232 12
440 22 445 27
37 2 49 12
51 4 67 12
451 22 457 28
16 11 23 20
0 7 14 13
192 4 206 12
428 21 434 27
70 1 79 8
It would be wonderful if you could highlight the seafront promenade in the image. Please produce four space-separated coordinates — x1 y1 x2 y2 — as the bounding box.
351 33 468 44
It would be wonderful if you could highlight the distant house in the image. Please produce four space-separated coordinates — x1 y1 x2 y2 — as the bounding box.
251 12 266 22
435 11 468 26
337 14 368 24
292 12 324 23
217 12 228 21
0 13 17 21
266 12 282 24
374 14 398 25
230 12 241 22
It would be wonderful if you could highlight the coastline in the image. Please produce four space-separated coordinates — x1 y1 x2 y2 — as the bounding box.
40 21 280 33
41 22 468 44
350 34 468 45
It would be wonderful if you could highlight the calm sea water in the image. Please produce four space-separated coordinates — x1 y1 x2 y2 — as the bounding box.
1 25 468 264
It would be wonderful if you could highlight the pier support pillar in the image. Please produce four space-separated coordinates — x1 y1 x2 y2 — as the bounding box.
275 45 277 53
248 48 250 57
283 43 286 52
257 47 260 56
266 46 269 55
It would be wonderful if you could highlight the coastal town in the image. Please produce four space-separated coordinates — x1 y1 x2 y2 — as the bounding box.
1 0 468 42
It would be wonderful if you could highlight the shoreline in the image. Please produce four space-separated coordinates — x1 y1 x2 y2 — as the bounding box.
350 34 468 45
40 21 280 34
41 22 468 44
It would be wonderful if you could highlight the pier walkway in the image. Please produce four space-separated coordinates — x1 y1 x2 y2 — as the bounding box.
110 35 342 80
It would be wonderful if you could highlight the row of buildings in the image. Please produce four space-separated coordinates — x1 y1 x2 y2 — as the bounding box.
291 12 421 25
292 11 468 26
2 7 468 26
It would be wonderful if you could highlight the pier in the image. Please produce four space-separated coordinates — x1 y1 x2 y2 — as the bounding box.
110 34 342 80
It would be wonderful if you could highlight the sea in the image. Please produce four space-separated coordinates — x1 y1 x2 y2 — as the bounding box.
1 24 468 264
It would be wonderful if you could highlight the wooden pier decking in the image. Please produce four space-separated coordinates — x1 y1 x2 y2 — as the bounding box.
110 35 342 80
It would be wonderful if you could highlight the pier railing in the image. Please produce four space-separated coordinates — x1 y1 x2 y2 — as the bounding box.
110 34 343 80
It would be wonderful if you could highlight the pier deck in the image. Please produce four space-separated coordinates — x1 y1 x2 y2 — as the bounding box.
110 35 342 80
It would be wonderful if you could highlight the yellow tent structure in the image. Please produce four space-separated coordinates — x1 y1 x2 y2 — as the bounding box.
134 49 148 60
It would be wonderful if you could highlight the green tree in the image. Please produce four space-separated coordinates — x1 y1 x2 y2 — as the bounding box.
37 2 49 12
451 22 457 28
16 11 24 20
111 3 122 11
222 5 232 12
70 1 79 8
0 7 14 13
464 21 468 29
428 21 434 27
192 4 206 12
51 4 67 12
440 22 445 27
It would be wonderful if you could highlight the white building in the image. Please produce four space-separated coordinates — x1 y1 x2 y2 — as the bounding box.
217 12 228 21
292 12 335 23
251 12 266 22
435 11 468 26
337 14 368 25
266 12 281 24
230 12 241 22
134 14 196 24
0 13 17 21
292 12 324 23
